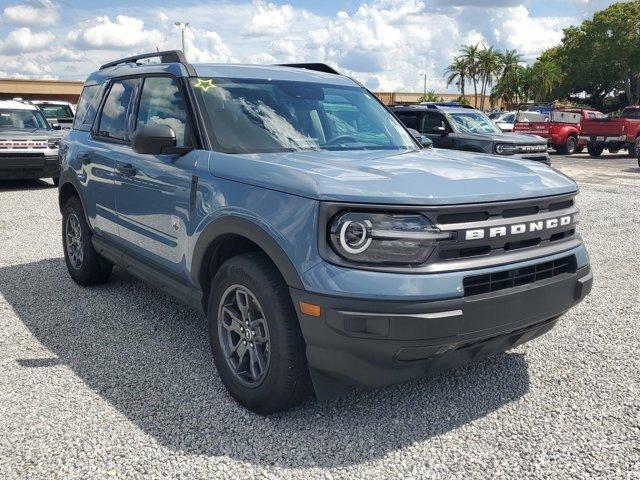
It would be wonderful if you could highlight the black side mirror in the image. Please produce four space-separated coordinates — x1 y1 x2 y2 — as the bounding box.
432 125 446 135
51 123 62 130
408 128 433 148
131 124 189 156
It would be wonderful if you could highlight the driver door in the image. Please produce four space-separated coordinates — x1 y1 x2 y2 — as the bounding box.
113 75 198 280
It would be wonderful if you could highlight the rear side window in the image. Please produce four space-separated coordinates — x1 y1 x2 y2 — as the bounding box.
97 79 138 141
396 113 418 130
73 84 103 131
136 77 191 147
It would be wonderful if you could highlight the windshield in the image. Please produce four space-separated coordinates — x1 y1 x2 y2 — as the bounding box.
191 77 417 154
0 108 50 130
446 111 502 134
497 113 515 123
37 104 74 119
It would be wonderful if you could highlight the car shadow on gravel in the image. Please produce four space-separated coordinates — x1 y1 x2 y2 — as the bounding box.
1 258 531 468
0 179 55 191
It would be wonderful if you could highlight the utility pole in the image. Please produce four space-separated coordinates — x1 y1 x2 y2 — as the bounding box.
423 74 427 96
175 21 190 55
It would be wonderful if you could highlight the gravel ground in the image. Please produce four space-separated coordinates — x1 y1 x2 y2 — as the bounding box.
0 156 639 479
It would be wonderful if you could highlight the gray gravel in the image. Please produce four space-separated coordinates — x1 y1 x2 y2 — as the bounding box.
0 155 639 479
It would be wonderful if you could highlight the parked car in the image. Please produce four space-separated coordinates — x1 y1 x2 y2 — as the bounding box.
31 100 75 129
0 99 63 184
579 106 640 156
493 111 516 132
59 51 592 414
514 108 605 155
391 103 551 164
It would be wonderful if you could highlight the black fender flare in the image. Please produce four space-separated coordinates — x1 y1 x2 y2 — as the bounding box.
190 216 304 291
58 170 86 213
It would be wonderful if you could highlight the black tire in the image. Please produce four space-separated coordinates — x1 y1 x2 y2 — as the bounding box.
609 148 620 154
208 252 311 414
587 144 604 157
62 196 112 286
557 136 577 155
575 145 584 154
627 137 640 157
52 177 59 186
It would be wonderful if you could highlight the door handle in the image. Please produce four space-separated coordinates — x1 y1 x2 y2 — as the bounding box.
78 152 91 165
116 163 137 176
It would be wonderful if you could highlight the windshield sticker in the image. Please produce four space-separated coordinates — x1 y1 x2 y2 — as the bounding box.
193 78 215 92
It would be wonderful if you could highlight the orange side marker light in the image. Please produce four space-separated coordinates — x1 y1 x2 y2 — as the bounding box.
299 301 321 317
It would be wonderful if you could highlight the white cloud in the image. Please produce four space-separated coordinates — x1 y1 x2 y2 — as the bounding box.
244 1 296 36
67 15 163 50
181 29 236 63
3 0 59 27
0 27 55 54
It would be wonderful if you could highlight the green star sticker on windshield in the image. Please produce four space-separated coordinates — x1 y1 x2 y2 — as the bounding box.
193 78 215 92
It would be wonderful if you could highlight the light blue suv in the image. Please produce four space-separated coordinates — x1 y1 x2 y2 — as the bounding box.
59 51 592 414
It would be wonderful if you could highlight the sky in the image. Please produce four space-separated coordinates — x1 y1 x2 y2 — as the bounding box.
0 0 628 91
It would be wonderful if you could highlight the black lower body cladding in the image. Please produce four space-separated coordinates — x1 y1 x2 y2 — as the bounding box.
0 155 60 180
291 265 592 400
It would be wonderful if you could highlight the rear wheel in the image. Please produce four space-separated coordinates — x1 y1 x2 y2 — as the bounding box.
627 137 640 157
587 144 604 157
208 252 311 414
557 136 577 155
62 196 112 286
608 148 620 154
575 146 584 153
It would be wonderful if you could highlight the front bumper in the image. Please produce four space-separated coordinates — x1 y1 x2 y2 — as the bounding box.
0 155 60 180
578 135 627 144
292 265 592 399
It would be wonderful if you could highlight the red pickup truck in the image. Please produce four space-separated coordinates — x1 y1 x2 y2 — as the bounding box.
513 108 603 155
579 106 640 157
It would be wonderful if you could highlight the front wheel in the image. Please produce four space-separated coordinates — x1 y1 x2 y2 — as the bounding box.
628 137 640 157
62 196 112 286
575 145 584 154
587 144 604 157
208 253 311 414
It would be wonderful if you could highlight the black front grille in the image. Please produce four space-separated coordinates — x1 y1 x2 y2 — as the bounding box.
0 151 45 158
463 256 576 296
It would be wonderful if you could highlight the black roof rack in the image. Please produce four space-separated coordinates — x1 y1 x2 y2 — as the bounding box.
277 63 341 75
99 50 196 76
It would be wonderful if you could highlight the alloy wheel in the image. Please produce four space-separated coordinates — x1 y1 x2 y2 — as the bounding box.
65 213 83 269
217 284 271 386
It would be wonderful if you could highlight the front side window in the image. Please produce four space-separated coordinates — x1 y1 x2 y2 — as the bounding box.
0 108 50 130
191 77 417 154
420 112 446 132
621 108 640 119
445 111 502 134
97 79 138 141
136 77 190 147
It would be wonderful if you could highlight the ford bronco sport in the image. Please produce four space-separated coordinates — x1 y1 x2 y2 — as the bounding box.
59 51 592 414
0 99 63 184
391 103 551 165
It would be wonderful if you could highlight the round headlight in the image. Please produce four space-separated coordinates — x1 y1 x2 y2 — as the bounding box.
339 219 372 254
328 212 453 265
47 138 60 149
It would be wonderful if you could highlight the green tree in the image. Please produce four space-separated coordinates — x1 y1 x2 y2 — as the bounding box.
477 46 503 110
417 90 444 103
459 44 481 106
536 1 640 109
444 56 468 97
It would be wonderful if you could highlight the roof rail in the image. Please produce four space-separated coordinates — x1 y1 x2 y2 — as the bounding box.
277 63 341 75
99 50 196 76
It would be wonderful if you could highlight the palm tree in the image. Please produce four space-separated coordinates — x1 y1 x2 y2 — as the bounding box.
476 46 502 110
459 44 480 107
500 49 522 82
531 59 562 102
444 56 468 97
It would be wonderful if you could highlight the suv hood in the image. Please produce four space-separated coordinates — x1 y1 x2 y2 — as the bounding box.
0 128 54 137
209 148 577 205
